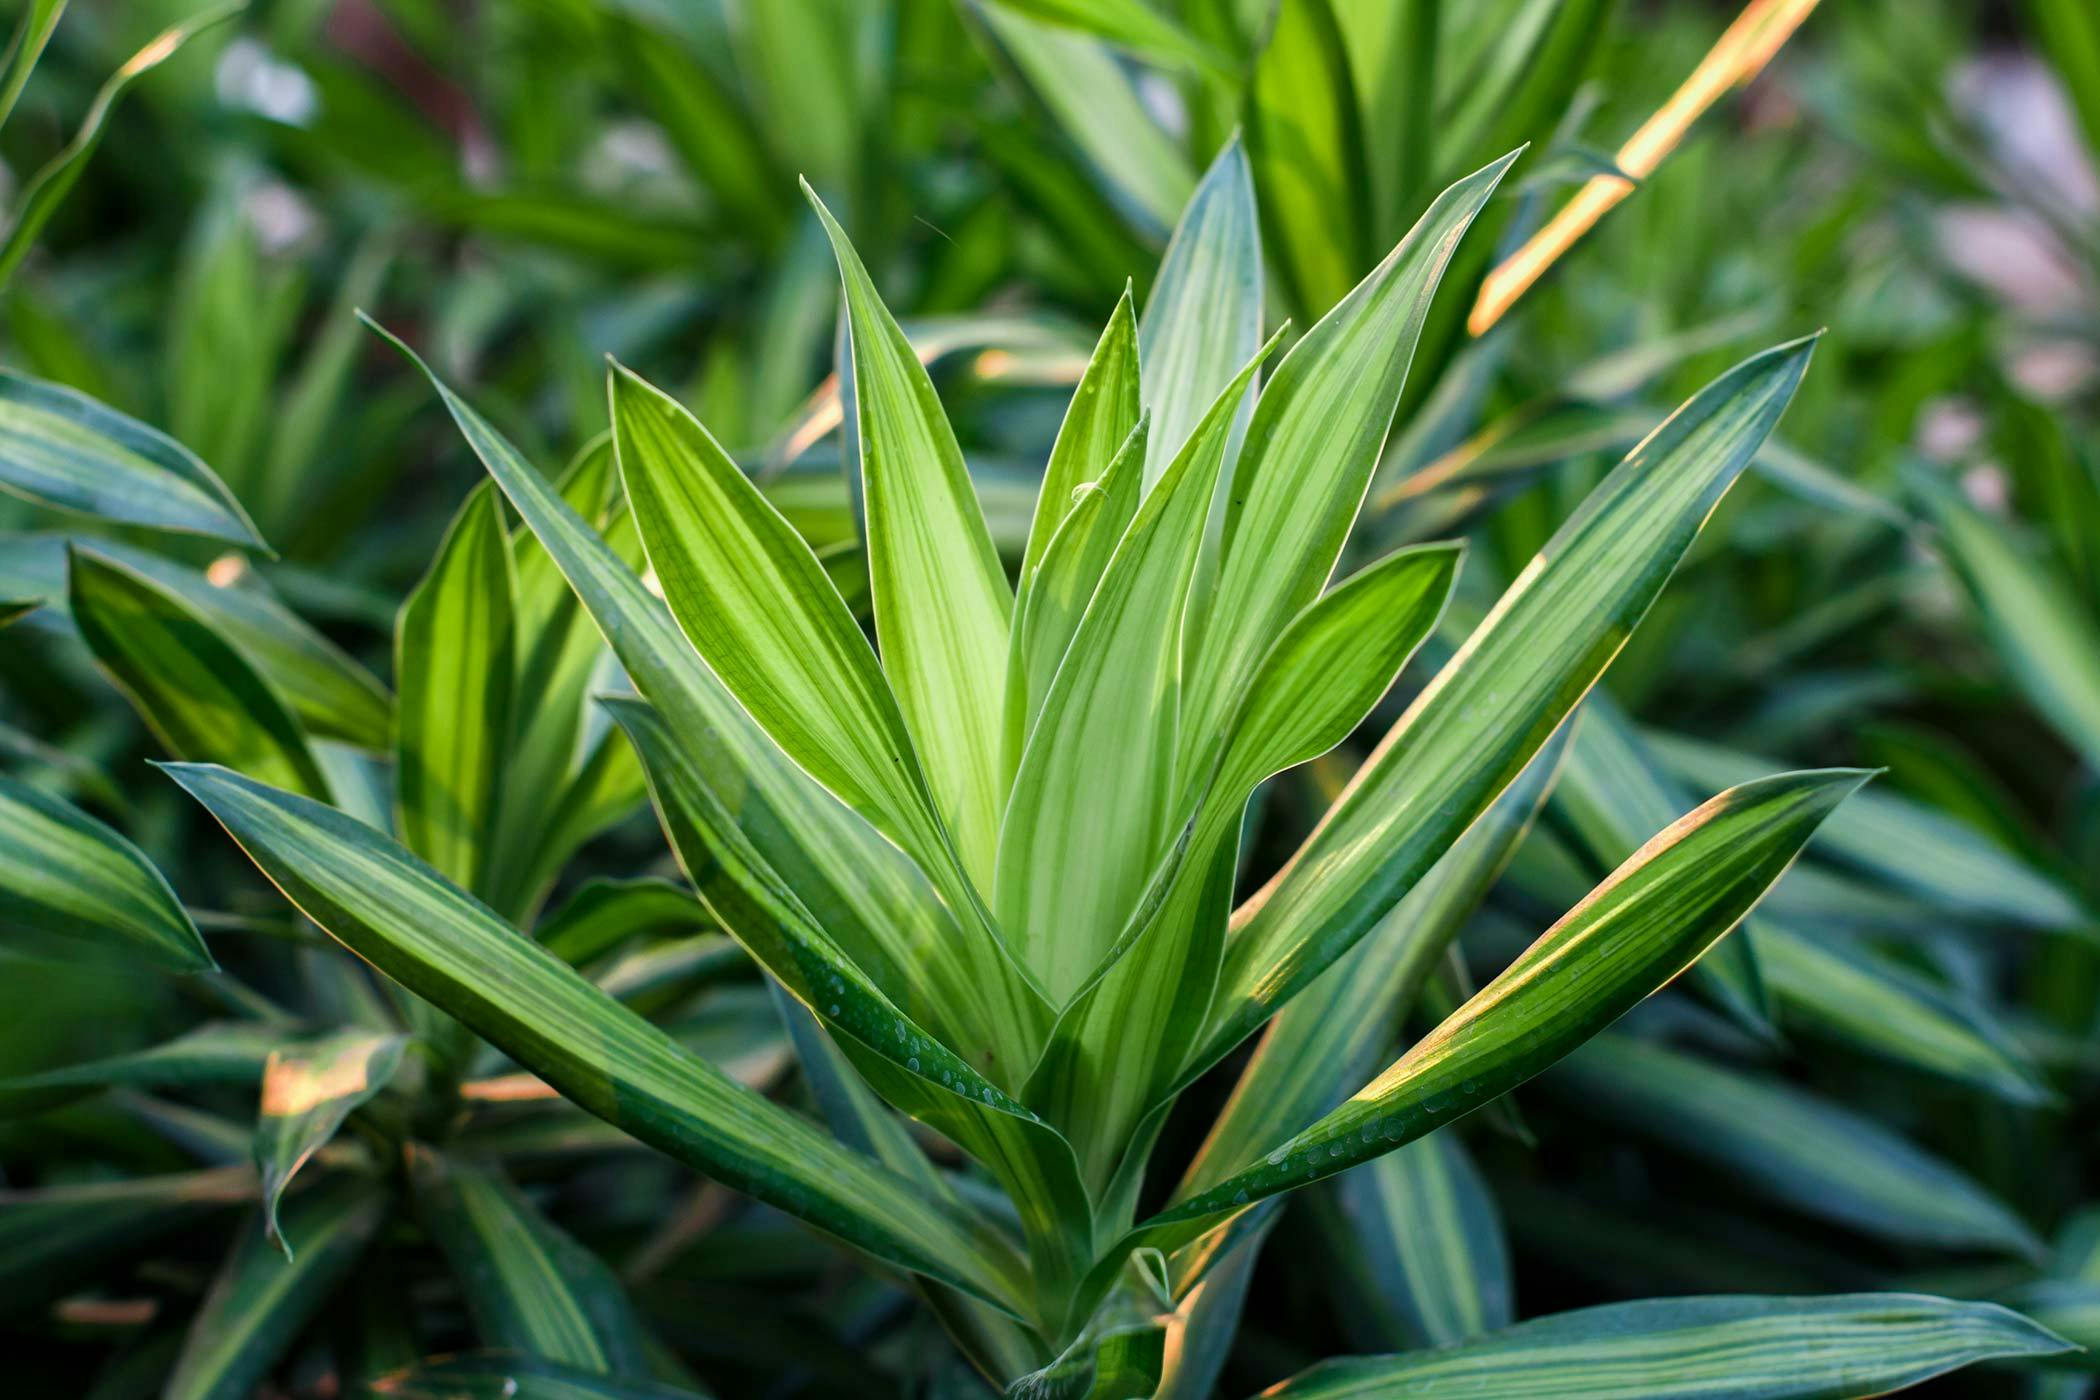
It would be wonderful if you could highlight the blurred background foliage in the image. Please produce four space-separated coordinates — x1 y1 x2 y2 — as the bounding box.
3 0 2100 1395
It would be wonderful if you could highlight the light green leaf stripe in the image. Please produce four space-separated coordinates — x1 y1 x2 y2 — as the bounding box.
610 363 949 883
1206 337 1817 1068
1912 468 2100 771
256 1030 405 1256
409 1149 650 1376
998 334 1279 1003
69 546 330 801
396 485 515 896
0 775 213 972
1140 136 1262 491
1183 150 1516 784
807 185 1013 889
1549 1034 2042 1257
164 1179 385 1400
162 762 1032 1316
0 369 262 545
1020 286 1140 581
1136 769 1867 1262
362 318 1047 1077
1259 1292 2073 1398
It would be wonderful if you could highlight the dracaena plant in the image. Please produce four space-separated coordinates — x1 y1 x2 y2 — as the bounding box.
80 134 2059 1396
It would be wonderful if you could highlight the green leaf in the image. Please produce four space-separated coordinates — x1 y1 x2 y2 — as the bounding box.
1314 1128 1512 1349
1019 288 1141 583
164 1179 385 1400
1135 768 1868 1262
396 485 516 896
539 877 712 966
1138 135 1262 491
1206 337 1817 1066
1261 1292 2073 1398
807 185 1014 889
0 370 262 545
0 1165 254 1314
997 335 1279 1003
1179 725 1569 1203
374 1353 713 1400
609 363 950 892
0 3 246 290
1646 726 2091 931
1912 467 2100 770
982 0 1228 73
0 1020 278 1119
0 775 213 972
0 1 66 134
1757 924 2051 1105
361 320 1046 1077
1552 1034 2042 1256
256 1030 405 1256
1181 151 1515 781
410 1148 651 1375
1243 0 1372 321
162 761 1033 1316
69 547 331 800
1029 540 1464 1182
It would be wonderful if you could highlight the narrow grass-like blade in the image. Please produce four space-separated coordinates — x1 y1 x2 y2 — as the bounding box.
1127 769 1866 1268
1554 1034 2040 1255
164 1180 385 1400
807 187 1013 888
610 364 948 880
1312 1129 1512 1349
1261 1292 2071 1398
1139 136 1261 490
396 484 515 896
70 547 330 800
410 1148 650 1375
1181 152 1515 780
983 0 1225 72
0 370 262 544
1206 338 1816 1066
0 776 212 971
163 762 1033 1316
0 3 246 290
1019 288 1139 581
539 877 711 966
256 1030 404 1256
1912 468 2100 770
0 1021 277 1118
0 0 66 133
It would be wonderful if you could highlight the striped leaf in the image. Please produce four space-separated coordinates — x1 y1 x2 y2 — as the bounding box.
410 1149 651 1375
256 1029 405 1255
396 484 516 897
807 187 1013 888
163 761 1033 1316
1550 1034 2041 1256
373 1353 712 1400
0 775 212 972
1261 1293 2071 1398
1125 768 1866 1271
0 1020 277 1119
164 1180 385 1400
1018 287 1140 582
0 369 261 544
1205 338 1817 1069
69 547 330 801
0 1165 254 1314
538 877 711 966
